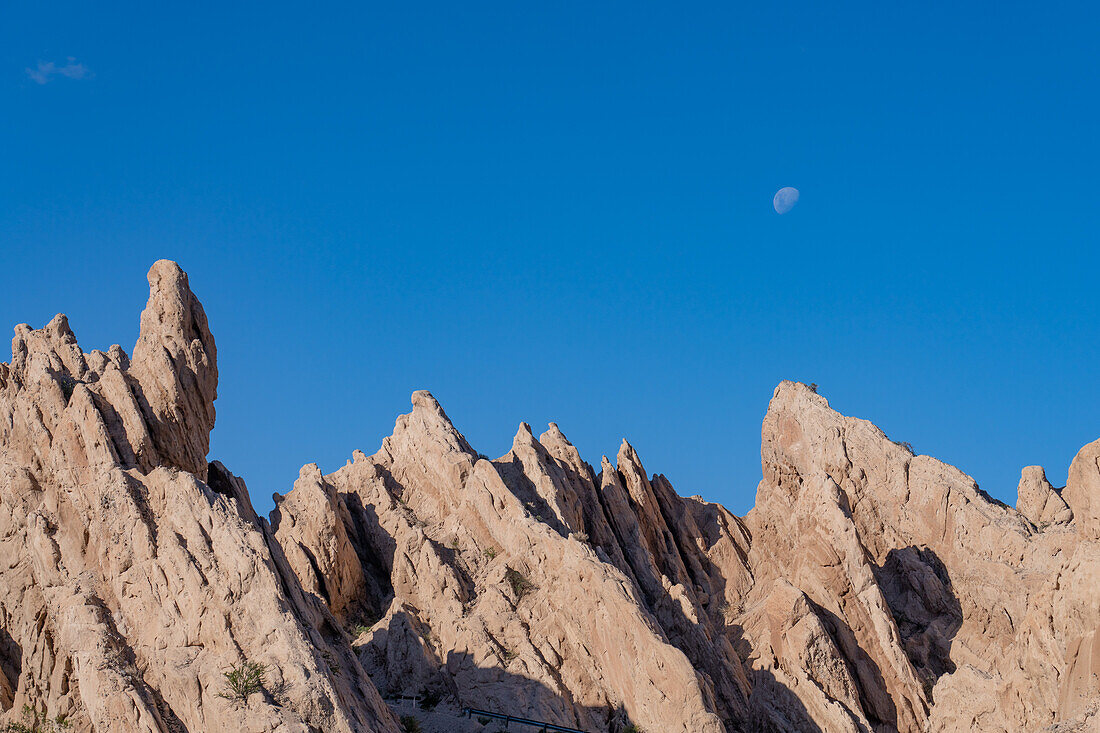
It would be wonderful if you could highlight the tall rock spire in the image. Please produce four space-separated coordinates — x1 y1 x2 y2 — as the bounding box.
129 260 218 479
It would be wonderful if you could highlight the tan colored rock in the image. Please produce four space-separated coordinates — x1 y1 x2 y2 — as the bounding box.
321 392 731 732
1064 439 1100 539
5 263 1100 733
737 578 870 733
271 464 366 619
741 381 1100 732
1017 465 1073 527
0 262 399 732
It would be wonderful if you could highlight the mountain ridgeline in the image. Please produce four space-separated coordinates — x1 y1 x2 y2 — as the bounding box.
1 261 1097 732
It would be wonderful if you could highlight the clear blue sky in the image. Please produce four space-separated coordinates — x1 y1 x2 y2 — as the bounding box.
3 2 1098 517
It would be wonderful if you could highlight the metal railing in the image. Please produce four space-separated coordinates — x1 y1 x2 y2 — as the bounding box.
460 707 589 732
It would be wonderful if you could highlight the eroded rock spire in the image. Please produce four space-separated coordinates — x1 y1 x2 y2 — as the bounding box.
130 259 218 478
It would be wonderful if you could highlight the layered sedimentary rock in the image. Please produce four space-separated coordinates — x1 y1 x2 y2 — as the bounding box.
3 261 1099 732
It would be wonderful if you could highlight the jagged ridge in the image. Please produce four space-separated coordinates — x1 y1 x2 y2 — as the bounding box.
2 262 1099 732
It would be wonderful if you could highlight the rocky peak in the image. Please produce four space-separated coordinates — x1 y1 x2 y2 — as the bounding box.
1016 465 1073 527
1063 438 1100 539
4 265 1100 733
0 261 399 732
10 313 88 383
129 259 218 479
271 463 366 618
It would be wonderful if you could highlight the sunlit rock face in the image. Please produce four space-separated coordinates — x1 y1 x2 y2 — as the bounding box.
0 261 399 733
2 262 1098 732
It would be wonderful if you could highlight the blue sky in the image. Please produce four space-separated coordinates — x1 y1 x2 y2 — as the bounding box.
3 2 1098 517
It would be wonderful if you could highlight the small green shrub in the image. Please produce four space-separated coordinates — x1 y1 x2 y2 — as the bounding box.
504 567 535 600
399 715 422 733
58 375 78 405
477 717 491 725
623 725 644 733
218 660 267 702
483 546 498 560
807 382 818 394
351 609 382 638
2 705 71 732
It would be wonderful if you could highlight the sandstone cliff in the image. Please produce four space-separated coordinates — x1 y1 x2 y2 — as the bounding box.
2 262 1098 732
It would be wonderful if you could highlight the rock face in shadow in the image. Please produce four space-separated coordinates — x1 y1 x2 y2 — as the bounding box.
3 263 1100 732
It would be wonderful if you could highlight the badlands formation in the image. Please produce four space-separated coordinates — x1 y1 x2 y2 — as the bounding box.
0 261 1098 733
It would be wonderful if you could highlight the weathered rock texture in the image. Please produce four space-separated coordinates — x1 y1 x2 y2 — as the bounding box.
2 262 1098 732
0 262 398 732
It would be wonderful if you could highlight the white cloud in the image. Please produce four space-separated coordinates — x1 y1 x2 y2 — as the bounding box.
26 58 92 85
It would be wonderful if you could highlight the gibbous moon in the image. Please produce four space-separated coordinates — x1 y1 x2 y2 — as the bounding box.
773 187 800 214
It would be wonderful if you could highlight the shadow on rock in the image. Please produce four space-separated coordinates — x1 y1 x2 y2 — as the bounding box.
724 623 826 733
874 546 963 700
0 624 20 711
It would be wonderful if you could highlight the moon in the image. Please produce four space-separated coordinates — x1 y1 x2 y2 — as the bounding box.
773 187 800 214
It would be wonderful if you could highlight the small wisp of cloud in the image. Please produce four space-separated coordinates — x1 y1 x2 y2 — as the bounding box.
26 58 92 85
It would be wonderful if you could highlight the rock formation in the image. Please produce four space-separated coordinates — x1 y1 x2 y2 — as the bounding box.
2 261 1098 732
0 262 398 733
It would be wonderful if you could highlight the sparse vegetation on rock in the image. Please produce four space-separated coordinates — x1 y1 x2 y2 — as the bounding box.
504 567 535 600
218 661 267 702
1 705 71 733
56 375 78 405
